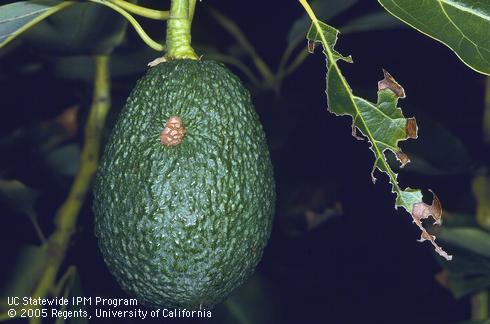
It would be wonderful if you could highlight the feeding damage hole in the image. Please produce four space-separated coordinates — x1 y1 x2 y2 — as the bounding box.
160 116 186 147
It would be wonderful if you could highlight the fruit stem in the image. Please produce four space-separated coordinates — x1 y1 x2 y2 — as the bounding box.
166 0 198 60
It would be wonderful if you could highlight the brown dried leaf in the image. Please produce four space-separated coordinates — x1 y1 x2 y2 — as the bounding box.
307 40 317 53
412 190 452 260
406 117 418 139
351 123 364 141
395 151 410 168
378 69 406 98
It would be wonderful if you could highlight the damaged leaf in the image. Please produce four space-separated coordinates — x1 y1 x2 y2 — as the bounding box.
301 1 452 260
307 20 352 63
288 0 358 44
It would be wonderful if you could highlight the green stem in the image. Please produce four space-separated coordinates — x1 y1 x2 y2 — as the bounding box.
89 0 164 51
166 0 198 59
471 290 489 321
51 266 76 297
224 299 252 324
29 213 47 244
30 55 111 317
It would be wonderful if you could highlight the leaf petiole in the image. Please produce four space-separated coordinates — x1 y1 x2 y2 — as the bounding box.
88 0 165 51
107 0 169 20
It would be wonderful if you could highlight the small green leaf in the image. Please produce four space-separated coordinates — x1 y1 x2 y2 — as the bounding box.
0 0 73 50
45 144 80 177
0 179 45 242
302 4 452 259
439 227 490 258
0 244 48 298
24 2 130 54
378 0 490 75
340 11 404 34
438 246 490 298
68 271 88 324
0 179 38 219
53 46 158 81
53 267 88 324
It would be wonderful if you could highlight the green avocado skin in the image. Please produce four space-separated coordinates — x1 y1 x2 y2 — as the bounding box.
93 60 275 309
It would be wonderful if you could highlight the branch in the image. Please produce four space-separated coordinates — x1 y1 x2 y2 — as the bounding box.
28 55 111 323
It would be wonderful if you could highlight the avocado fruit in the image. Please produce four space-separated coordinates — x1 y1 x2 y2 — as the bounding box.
93 59 275 309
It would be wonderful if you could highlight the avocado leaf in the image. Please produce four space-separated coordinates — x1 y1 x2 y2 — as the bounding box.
0 0 73 50
0 244 48 298
303 4 452 260
24 1 131 54
378 0 490 75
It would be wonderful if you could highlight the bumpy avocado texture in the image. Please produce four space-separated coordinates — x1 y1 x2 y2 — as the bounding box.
93 59 275 309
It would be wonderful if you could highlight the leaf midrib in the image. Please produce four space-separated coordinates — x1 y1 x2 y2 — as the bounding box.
304 5 403 195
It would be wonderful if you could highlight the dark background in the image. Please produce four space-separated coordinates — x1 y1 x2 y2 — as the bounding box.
1 0 488 323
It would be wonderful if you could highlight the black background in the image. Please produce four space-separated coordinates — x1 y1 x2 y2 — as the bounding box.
1 1 488 323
